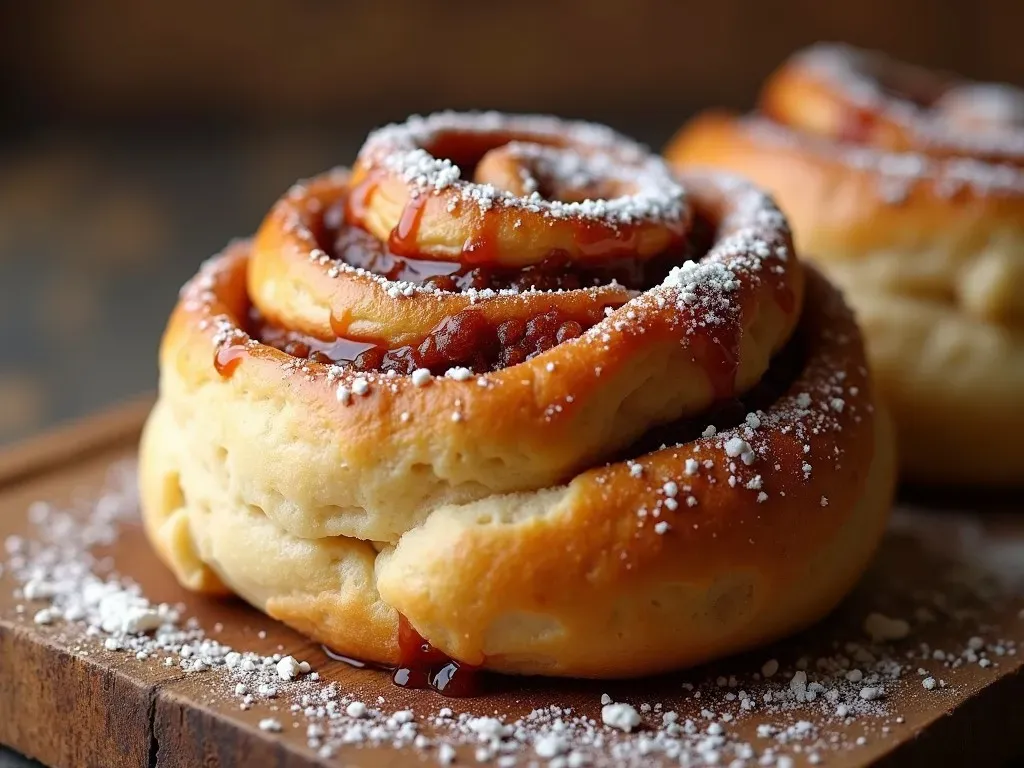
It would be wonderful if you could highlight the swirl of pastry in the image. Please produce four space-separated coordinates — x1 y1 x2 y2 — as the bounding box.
140 112 894 678
760 43 1024 164
348 112 690 266
667 45 1024 486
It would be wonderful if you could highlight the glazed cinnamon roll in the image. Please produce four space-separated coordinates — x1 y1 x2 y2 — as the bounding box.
141 112 894 679
667 44 1024 486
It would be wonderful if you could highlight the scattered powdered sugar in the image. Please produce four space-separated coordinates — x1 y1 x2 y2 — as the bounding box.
4 461 1023 766
366 111 633 161
444 367 474 382
10 472 180 637
491 140 686 224
934 83 1024 127
663 259 741 307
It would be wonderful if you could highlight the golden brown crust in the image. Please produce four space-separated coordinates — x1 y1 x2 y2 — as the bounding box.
199 171 804 544
141 112 894 676
665 46 1024 485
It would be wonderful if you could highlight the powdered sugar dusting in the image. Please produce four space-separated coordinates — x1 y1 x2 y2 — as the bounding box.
744 117 1024 202
642 175 791 344
360 111 686 226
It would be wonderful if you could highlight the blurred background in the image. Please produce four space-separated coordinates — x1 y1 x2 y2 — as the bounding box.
0 4 1021 767
1 0 1022 447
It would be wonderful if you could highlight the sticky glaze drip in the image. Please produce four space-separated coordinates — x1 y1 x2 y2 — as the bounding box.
321 615 482 698
393 616 482 697
213 344 247 377
387 193 429 256
692 330 742 401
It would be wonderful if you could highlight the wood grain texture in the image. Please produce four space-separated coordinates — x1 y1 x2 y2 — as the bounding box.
0 401 1023 767
0 627 158 768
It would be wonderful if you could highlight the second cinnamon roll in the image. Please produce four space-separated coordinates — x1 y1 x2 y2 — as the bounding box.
667 45 1024 486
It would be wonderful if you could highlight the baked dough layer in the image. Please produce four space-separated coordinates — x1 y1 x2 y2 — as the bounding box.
140 266 895 677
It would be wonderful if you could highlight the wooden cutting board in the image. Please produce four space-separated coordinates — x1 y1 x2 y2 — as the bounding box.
1 399 1023 768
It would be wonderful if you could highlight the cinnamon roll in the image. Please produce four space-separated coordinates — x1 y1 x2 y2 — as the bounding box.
140 112 895 678
667 44 1024 486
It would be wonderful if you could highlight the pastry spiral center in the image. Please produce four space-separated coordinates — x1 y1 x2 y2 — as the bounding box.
346 112 691 268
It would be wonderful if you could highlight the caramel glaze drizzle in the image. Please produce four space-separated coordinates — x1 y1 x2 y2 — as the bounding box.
386 190 429 256
244 303 598 377
218 184 701 378
213 344 248 378
332 203 666 294
211 186 765 403
213 169 785 411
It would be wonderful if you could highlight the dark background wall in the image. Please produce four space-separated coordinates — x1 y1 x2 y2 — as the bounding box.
0 0 1021 450
5 0 1023 125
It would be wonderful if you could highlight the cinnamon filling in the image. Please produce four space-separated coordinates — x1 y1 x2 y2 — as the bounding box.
251 305 602 375
242 207 720 376
324 198 681 293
